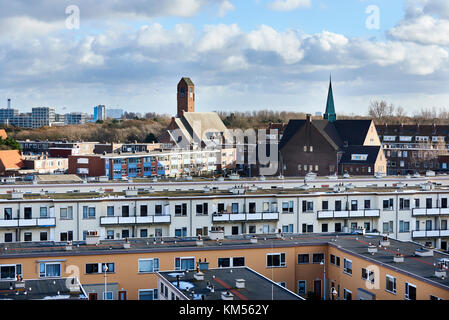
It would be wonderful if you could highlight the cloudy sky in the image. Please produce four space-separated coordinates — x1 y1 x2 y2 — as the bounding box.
0 0 448 116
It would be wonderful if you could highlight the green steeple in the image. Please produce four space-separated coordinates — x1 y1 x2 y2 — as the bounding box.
323 76 336 123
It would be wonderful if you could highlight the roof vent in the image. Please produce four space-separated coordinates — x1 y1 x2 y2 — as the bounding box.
368 244 377 255
380 236 390 247
250 236 258 244
394 253 404 263
235 279 245 289
194 271 205 281
415 247 433 257
221 291 234 300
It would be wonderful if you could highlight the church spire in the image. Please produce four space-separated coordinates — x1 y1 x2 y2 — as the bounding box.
323 75 336 123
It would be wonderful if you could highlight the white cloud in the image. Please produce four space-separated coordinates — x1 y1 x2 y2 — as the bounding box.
218 0 235 17
246 25 304 64
390 15 449 46
197 24 241 52
268 0 311 11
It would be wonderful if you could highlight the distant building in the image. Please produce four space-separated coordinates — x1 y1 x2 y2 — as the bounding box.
0 150 24 175
106 109 124 119
94 105 106 121
22 155 68 174
65 112 87 125
32 107 55 128
279 79 386 176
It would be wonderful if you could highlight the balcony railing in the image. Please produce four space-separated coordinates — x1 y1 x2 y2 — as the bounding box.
0 217 56 228
100 215 171 225
412 229 449 238
317 209 380 219
212 212 279 222
412 208 449 216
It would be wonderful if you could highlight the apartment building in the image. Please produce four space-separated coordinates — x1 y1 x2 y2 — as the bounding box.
94 105 106 122
65 112 87 125
69 148 236 179
0 181 449 252
376 124 449 175
0 233 448 300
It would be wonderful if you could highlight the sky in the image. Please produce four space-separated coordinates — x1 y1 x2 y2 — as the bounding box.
0 0 448 116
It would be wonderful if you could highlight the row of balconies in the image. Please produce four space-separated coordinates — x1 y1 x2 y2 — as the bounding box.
211 212 279 222
317 209 380 219
100 215 171 225
412 229 449 238
0 217 56 228
412 208 449 216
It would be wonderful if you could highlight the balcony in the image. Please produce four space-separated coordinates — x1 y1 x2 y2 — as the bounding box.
317 209 380 219
100 215 171 226
0 217 56 228
212 212 279 222
412 208 449 216
412 229 449 238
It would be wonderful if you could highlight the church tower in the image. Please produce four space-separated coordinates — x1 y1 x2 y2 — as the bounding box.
323 76 336 123
177 77 195 118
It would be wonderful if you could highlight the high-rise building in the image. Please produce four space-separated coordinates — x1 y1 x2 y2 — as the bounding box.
94 105 106 121
65 112 87 125
31 107 55 128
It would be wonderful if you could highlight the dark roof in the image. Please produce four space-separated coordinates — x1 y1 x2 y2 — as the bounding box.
0 278 86 300
179 77 194 87
338 145 381 164
333 120 372 145
158 267 303 300
279 119 373 150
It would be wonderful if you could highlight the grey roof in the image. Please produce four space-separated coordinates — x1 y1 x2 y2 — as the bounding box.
0 278 87 300
338 145 381 165
176 112 232 145
180 77 194 87
158 266 303 300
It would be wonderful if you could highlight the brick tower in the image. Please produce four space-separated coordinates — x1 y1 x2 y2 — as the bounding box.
177 77 195 117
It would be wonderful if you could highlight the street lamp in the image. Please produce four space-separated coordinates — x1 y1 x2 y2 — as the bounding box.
320 259 326 300
103 263 108 300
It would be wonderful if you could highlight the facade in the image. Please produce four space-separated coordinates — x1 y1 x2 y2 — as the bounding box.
0 233 448 300
22 156 68 174
1 179 449 250
376 124 449 175
94 105 106 122
106 109 124 119
65 112 87 125
69 148 236 179
31 107 55 128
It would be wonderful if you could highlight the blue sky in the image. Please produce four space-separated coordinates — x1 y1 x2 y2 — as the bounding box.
0 0 447 117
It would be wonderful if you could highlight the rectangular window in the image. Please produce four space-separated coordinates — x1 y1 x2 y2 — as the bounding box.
364 200 371 209
267 253 286 268
140 229 148 238
361 268 375 284
298 281 306 295
139 258 160 273
386 275 396 294
107 206 114 217
60 207 73 220
175 257 195 271
4 208 12 220
399 198 410 210
24 232 32 242
139 289 158 300
330 254 336 265
140 205 148 217
343 288 352 300
40 207 48 218
4 233 12 243
321 223 328 233
399 220 410 233
312 253 324 264
297 254 310 264
322 201 328 211
39 263 61 278
103 292 113 300
122 206 129 217
155 205 162 215
218 257 245 268
405 283 416 300
0 264 22 280
343 258 352 275
24 207 32 219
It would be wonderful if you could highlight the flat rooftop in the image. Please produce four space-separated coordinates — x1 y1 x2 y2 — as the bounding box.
158 266 303 300
1 233 448 292
0 278 86 300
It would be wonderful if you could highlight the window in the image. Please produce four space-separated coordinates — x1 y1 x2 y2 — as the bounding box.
196 203 208 215
40 207 48 218
298 281 306 295
383 221 394 233
351 200 358 211
24 232 32 242
175 257 195 271
312 253 324 264
140 229 148 238
322 201 328 210
122 229 130 239
175 227 187 237
383 199 394 210
103 291 113 300
83 206 96 219
4 208 12 220
4 233 12 243
155 205 162 215
175 203 188 216
139 289 158 300
343 288 352 300
335 200 342 211
336 256 340 267
60 207 73 220
386 275 396 294
399 221 410 233
24 207 32 219
218 257 245 268
343 258 352 275
60 231 73 242
297 254 309 264
405 283 416 300
321 223 328 233
330 254 336 265
39 262 61 278
399 198 410 210
302 201 313 212
282 201 294 213
364 200 371 209
106 230 114 240
267 253 286 267
122 206 129 217
140 205 148 217
232 203 239 213
0 264 22 280
139 258 160 273
361 268 375 284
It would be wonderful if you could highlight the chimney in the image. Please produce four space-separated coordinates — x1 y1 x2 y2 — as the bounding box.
235 279 245 289
306 114 312 123
7 98 11 109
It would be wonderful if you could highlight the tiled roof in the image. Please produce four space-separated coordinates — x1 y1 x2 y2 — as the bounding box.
0 150 23 170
